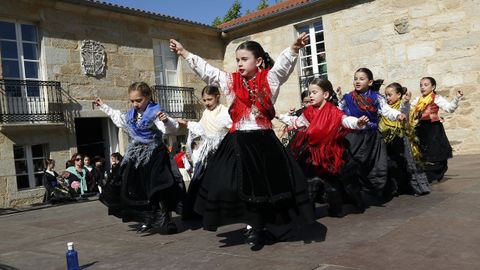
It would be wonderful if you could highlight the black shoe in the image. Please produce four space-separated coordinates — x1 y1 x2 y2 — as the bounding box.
137 223 152 234
153 210 178 235
245 229 266 251
327 205 344 218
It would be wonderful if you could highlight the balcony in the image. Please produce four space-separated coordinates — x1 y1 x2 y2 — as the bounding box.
0 80 64 124
153 85 201 120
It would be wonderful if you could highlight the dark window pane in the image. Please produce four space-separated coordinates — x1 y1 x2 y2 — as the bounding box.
33 158 45 172
14 146 25 159
15 160 28 174
301 45 311 57
26 85 40 96
0 21 16 40
24 61 39 79
315 32 324 43
317 53 326 64
31 144 45 157
316 42 325 53
35 173 43 187
2 60 20 78
16 175 30 189
314 21 323 32
23 43 38 60
297 25 309 35
0 41 18 59
21 24 37 42
302 67 313 76
301 57 312 68
5 84 22 97
319 63 328 74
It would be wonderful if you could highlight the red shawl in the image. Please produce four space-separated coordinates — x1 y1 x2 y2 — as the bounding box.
228 69 275 132
299 103 348 175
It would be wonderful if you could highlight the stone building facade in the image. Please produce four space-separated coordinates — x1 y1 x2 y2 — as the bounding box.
219 0 479 153
0 0 224 207
1 0 478 207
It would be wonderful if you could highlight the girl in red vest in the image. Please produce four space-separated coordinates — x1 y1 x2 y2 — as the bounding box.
279 78 369 217
170 34 314 250
409 77 463 182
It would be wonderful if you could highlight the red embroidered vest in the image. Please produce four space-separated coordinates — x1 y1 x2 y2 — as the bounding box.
228 69 275 132
420 95 440 122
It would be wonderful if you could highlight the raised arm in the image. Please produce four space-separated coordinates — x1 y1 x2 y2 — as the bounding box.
342 115 369 130
170 39 230 91
435 91 463 113
268 33 308 103
95 98 127 128
277 112 309 129
155 111 179 135
378 96 402 121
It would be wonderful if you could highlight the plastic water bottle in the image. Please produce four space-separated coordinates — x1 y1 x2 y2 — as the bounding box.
66 242 80 270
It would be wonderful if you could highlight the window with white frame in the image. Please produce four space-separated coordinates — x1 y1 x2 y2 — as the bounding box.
13 144 48 190
153 39 178 86
0 20 40 96
297 20 327 90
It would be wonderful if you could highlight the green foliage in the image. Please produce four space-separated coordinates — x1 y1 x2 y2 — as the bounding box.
212 16 223 26
257 0 269 10
223 0 242 22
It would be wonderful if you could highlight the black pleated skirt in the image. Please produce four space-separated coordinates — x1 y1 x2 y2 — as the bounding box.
194 129 314 231
99 143 185 223
385 136 430 196
415 120 452 182
345 129 388 196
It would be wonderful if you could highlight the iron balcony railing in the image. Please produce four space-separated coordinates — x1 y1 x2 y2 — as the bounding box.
299 72 328 92
0 79 64 123
153 85 201 119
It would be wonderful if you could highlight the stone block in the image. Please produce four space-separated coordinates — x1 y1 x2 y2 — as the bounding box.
426 11 466 27
442 73 464 87
44 47 70 65
409 2 439 18
118 46 149 56
50 38 79 50
441 35 479 51
407 42 436 60
349 29 380 45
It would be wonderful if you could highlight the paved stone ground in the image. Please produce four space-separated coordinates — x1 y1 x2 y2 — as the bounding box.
1 154 480 270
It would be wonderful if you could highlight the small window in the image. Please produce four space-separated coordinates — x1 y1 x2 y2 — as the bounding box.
153 39 178 86
0 20 40 83
13 144 48 190
297 19 328 91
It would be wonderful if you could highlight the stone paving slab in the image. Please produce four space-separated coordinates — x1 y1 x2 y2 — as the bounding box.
1 155 479 270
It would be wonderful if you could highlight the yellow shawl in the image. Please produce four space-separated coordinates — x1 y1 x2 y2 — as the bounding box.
379 100 403 143
409 91 434 127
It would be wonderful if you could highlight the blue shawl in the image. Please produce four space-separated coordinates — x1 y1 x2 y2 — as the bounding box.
342 89 381 130
125 102 164 144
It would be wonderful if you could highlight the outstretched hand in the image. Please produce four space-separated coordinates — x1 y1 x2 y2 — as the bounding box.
357 115 370 127
403 91 412 102
157 111 169 123
457 90 464 98
94 97 103 107
170 39 189 58
177 119 188 126
291 32 309 53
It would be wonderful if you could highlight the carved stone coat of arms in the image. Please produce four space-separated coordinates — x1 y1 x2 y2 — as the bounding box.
81 40 106 76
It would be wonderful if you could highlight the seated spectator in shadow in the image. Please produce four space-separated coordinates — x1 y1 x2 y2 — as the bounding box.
43 159 75 203
66 153 92 196
107 152 123 185
91 156 106 193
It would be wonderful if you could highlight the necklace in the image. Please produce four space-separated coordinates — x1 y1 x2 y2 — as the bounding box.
242 76 261 117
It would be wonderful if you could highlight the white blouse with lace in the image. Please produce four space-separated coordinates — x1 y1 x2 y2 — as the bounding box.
185 47 298 131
